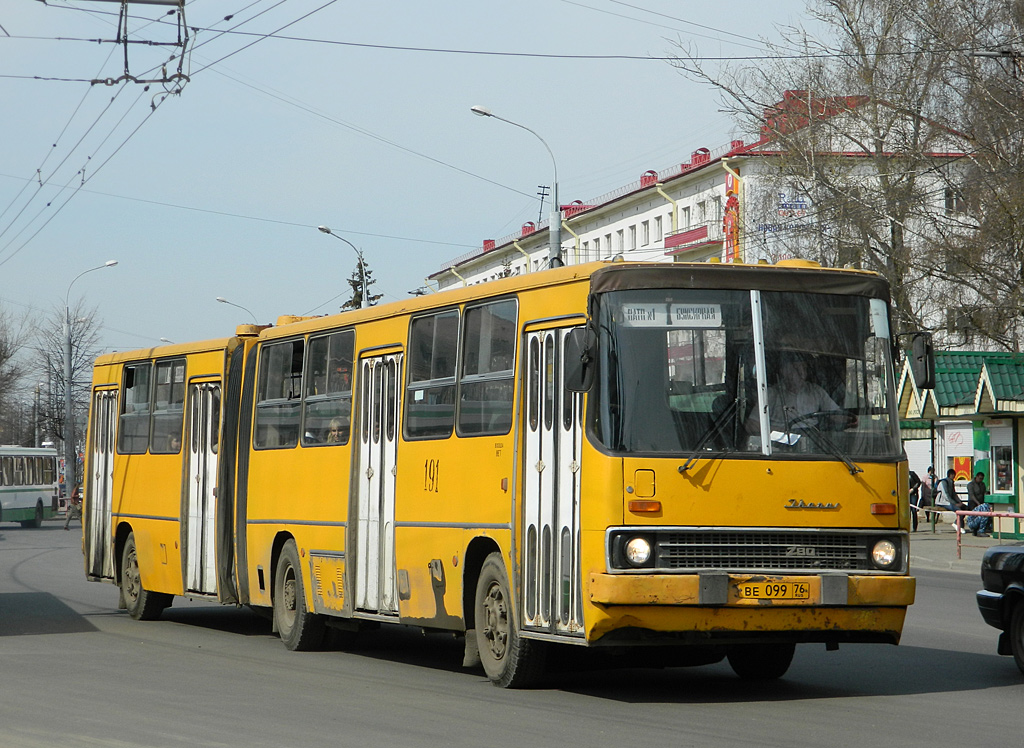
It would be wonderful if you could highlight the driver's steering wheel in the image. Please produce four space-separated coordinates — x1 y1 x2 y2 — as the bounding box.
786 409 856 432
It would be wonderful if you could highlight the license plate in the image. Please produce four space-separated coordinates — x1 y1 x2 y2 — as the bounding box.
738 581 810 600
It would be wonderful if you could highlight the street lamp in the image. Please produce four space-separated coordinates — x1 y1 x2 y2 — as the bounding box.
64 259 117 493
317 225 368 309
215 296 258 324
471 105 563 268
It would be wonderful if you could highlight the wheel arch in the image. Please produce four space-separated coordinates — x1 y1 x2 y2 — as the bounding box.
462 536 503 630
1002 584 1024 630
269 531 297 601
113 521 134 585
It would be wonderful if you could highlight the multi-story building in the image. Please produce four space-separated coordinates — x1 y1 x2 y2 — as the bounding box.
431 92 965 296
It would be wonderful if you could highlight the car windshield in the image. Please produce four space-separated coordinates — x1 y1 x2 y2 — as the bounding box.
591 287 901 461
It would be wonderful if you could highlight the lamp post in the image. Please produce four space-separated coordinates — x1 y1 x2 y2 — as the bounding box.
317 226 368 309
215 296 258 324
64 260 117 494
471 105 563 268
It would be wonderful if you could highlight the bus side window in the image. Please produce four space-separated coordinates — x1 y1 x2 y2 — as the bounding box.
457 299 517 436
254 340 304 449
302 330 354 446
119 362 152 454
406 310 459 439
151 359 186 454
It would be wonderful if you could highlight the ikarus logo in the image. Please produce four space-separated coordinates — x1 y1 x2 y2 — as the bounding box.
784 498 841 510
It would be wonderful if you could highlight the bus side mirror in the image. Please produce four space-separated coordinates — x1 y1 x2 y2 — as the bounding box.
910 332 935 389
564 327 596 393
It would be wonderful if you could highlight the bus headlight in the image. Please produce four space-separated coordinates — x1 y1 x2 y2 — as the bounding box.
870 539 899 570
624 537 652 567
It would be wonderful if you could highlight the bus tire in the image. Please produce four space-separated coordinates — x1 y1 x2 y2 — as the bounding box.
121 533 171 621
20 502 44 528
273 539 325 651
474 552 545 688
727 643 796 680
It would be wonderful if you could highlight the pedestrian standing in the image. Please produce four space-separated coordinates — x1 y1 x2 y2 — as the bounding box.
64 486 82 530
909 471 922 532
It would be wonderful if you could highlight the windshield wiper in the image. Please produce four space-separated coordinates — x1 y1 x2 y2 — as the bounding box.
679 397 738 473
787 420 863 476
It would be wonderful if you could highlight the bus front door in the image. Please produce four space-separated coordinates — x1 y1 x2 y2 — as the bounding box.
86 389 117 580
354 353 402 615
522 328 584 638
184 382 220 595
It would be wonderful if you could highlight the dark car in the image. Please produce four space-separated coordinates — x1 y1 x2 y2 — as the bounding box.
977 543 1024 674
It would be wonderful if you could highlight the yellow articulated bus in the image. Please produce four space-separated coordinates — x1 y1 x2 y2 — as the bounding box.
84 260 922 687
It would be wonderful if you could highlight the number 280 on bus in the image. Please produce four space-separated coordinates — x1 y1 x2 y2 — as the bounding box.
83 259 928 687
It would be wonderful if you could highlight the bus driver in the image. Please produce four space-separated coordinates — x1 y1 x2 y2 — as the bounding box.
746 354 852 438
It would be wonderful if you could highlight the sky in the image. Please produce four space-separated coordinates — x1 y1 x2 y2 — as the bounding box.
0 0 812 355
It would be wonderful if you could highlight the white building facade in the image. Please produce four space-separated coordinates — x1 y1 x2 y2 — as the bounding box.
432 98 964 294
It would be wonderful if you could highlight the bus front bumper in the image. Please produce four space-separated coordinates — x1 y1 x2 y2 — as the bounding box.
589 571 916 607
585 572 915 644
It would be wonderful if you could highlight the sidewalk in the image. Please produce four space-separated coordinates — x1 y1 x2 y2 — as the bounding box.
909 518 1020 574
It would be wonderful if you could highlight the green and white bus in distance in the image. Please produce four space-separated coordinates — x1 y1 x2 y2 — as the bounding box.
0 446 60 527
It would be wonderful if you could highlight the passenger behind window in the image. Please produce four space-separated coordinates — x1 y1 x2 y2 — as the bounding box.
325 418 344 444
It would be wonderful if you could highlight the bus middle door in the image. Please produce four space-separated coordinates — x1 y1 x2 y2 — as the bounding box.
184 381 220 595
354 353 402 615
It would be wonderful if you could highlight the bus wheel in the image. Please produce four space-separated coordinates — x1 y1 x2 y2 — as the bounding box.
727 643 795 680
20 502 44 528
121 533 171 621
273 540 325 651
474 552 545 688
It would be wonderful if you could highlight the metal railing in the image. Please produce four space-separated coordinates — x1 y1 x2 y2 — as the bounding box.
954 509 1024 559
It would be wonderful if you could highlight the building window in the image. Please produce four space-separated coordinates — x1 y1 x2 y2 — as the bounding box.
681 206 691 229
605 234 612 253
641 221 650 247
944 187 967 215
593 237 600 256
654 216 663 241
628 225 636 251
616 229 624 252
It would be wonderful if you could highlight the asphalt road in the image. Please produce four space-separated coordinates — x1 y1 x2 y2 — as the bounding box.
1 522 1020 748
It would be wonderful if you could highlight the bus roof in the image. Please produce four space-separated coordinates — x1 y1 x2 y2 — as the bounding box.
97 259 889 355
93 335 244 367
0 445 59 456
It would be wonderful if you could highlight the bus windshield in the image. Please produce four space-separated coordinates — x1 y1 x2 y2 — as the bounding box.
592 287 901 460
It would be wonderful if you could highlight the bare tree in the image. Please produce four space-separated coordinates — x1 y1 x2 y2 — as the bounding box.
917 0 1024 350
669 0 995 342
31 300 104 453
0 304 30 444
